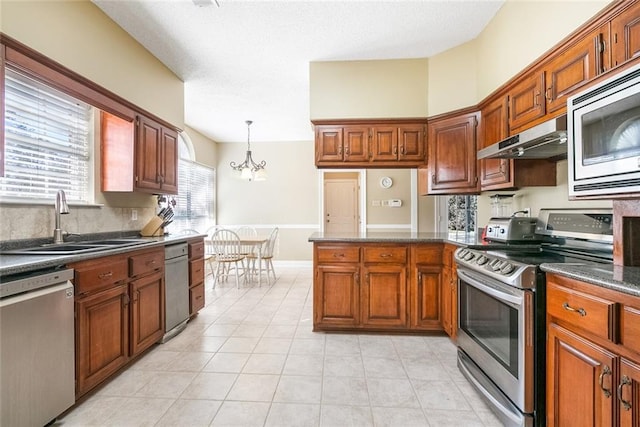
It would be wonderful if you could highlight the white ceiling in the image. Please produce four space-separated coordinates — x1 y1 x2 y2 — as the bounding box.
92 0 504 143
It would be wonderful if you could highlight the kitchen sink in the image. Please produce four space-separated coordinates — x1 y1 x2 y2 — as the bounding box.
1 238 151 255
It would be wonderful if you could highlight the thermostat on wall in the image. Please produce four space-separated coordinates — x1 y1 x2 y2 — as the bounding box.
380 177 393 188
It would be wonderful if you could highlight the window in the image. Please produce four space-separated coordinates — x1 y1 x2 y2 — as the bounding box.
170 133 215 232
2 69 93 203
447 195 477 232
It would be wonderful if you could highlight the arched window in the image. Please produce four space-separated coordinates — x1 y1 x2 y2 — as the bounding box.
170 132 216 232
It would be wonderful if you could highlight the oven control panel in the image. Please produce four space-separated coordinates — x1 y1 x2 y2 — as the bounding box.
454 247 538 289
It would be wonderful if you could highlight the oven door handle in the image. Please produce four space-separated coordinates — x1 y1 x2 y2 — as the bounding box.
457 269 523 306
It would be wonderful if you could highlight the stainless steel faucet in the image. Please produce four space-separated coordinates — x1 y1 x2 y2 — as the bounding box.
53 190 70 244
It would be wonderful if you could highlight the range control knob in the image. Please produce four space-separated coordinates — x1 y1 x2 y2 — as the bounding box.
476 255 488 265
456 249 467 259
464 252 476 261
500 263 515 275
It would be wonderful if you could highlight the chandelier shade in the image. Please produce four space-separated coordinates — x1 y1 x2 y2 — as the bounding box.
230 120 267 181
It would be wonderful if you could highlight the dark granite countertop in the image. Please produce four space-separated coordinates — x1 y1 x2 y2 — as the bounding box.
310 231 640 299
308 231 536 250
0 232 206 278
541 263 640 298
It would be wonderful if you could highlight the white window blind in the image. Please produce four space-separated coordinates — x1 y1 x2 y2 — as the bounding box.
172 158 216 232
2 69 92 203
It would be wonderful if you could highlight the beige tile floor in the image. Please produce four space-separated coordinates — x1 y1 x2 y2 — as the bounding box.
56 265 503 427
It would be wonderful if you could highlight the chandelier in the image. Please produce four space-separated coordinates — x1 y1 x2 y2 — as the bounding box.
230 120 267 181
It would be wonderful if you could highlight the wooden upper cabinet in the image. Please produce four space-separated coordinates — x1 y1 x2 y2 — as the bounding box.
543 27 605 115
479 96 511 189
313 119 426 168
343 126 370 162
315 126 344 162
101 112 178 194
612 1 640 68
425 110 480 195
508 69 546 132
370 126 398 162
135 115 178 195
398 124 426 162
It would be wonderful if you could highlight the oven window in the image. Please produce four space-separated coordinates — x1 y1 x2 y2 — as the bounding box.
459 279 519 377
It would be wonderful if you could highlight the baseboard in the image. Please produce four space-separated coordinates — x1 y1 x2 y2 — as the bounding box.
272 260 313 268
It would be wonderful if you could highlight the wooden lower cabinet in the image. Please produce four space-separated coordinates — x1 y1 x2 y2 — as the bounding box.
547 322 616 427
313 242 449 333
361 264 407 328
546 273 640 426
314 264 360 329
72 246 166 398
188 238 206 316
75 284 129 396
129 270 164 356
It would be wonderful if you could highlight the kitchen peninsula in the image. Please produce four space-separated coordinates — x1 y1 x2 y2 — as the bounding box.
308 231 489 336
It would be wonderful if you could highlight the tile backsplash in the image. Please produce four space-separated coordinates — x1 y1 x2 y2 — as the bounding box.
0 205 156 241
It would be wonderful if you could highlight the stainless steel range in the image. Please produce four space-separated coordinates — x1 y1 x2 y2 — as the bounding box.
455 208 614 427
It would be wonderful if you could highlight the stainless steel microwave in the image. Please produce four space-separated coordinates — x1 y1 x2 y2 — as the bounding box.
567 62 640 198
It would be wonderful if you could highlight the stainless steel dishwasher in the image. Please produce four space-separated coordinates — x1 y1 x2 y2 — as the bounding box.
163 242 190 342
1 268 75 427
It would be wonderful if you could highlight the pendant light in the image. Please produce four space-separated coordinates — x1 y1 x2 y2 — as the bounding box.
230 120 267 181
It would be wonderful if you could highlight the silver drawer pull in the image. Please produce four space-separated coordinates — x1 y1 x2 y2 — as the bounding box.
333 253 345 258
562 302 586 317
379 253 393 258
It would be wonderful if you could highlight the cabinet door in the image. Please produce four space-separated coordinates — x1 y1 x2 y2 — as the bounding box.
479 96 512 189
398 124 426 162
361 264 407 328
370 126 398 162
101 112 135 192
135 115 162 192
75 285 129 397
130 270 164 356
314 265 360 329
509 70 546 132
410 265 442 330
547 323 616 427
427 112 480 194
315 126 344 163
160 127 178 194
544 29 602 115
343 126 370 162
612 2 640 68
619 358 640 427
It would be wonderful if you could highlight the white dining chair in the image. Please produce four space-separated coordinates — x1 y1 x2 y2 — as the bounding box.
235 226 258 256
246 227 278 286
210 229 246 289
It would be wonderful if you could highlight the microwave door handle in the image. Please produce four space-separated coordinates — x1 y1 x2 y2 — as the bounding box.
457 269 523 307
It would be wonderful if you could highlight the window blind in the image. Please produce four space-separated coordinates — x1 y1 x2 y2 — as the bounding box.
172 158 216 232
2 69 92 203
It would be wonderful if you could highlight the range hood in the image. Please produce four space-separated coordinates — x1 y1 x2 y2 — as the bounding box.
477 115 568 160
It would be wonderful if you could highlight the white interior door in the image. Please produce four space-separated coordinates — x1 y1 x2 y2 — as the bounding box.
324 178 359 233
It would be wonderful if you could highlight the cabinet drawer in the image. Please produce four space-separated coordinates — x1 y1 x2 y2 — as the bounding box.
189 240 205 259
414 245 443 265
129 249 164 277
317 246 360 263
363 246 407 263
73 255 129 295
189 258 205 286
190 283 205 314
547 284 617 341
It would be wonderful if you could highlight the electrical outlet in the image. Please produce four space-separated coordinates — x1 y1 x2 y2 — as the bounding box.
131 209 138 221
523 207 531 217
